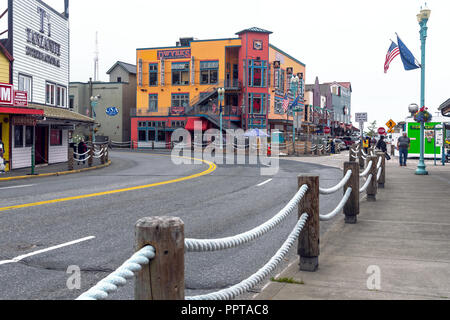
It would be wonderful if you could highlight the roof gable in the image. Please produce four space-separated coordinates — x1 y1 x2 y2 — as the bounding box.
107 61 136 75
236 27 273 35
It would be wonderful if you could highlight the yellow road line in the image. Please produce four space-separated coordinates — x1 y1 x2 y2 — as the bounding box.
0 154 216 213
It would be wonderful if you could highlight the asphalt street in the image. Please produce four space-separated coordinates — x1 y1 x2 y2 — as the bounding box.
0 150 344 300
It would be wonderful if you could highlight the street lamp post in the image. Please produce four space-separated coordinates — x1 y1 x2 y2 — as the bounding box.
218 88 225 149
290 75 300 146
90 95 100 144
415 6 431 175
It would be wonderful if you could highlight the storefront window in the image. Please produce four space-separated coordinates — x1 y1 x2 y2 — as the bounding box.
138 130 147 142
14 126 24 148
248 93 266 115
248 60 267 88
50 129 62 146
171 93 189 113
25 126 34 147
200 61 219 85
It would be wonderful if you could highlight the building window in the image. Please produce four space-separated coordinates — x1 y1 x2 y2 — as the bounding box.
138 130 147 142
18 74 32 102
56 85 67 107
117 77 122 83
248 93 267 115
14 125 24 148
148 130 156 141
50 129 62 146
46 82 55 105
69 95 74 109
149 64 158 86
200 61 219 85
148 94 158 112
248 60 267 88
171 93 189 113
172 62 190 85
25 126 34 147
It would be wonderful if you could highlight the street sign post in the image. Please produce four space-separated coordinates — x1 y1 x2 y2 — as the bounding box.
378 127 386 135
355 113 368 123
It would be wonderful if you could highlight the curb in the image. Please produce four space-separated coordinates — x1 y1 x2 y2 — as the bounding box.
0 161 112 182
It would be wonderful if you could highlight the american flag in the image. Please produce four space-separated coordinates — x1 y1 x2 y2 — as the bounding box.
384 41 400 73
282 93 289 113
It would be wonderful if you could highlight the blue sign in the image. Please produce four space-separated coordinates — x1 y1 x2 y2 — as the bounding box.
106 107 119 116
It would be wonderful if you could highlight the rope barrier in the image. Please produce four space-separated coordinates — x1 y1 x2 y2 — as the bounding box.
319 170 352 195
185 185 309 252
360 161 373 177
319 188 353 221
74 155 91 162
73 150 90 157
360 174 373 193
76 246 155 300
185 214 309 300
377 157 382 170
377 167 383 182
361 150 368 157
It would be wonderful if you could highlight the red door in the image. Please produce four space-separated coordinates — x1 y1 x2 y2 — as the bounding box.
35 126 48 164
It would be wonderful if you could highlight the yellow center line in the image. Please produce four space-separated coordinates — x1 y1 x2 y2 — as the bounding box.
0 154 217 213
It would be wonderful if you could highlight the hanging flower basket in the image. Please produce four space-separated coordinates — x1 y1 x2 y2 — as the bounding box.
414 107 432 123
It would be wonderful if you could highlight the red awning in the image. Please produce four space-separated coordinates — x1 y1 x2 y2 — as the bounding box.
0 106 44 115
185 117 208 131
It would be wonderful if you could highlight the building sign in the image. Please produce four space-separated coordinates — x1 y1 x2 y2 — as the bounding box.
253 40 263 50
106 107 119 117
157 49 191 60
14 91 28 107
273 61 280 69
171 106 185 115
355 112 368 123
12 116 37 126
0 83 14 105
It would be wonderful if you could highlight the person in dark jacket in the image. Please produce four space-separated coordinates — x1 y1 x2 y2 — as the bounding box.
77 140 88 165
376 136 387 153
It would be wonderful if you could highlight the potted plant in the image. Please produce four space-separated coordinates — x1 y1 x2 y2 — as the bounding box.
414 106 432 123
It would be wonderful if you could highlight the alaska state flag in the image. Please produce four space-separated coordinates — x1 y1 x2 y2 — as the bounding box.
396 35 421 71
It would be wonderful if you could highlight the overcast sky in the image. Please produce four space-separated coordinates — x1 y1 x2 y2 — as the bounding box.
2 0 449 128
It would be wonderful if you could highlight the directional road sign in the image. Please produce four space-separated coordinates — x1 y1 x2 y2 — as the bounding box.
386 119 396 129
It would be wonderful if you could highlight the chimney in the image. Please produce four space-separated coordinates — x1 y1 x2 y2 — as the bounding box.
64 0 69 18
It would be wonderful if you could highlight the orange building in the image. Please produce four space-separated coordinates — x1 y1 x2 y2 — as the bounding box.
132 27 306 147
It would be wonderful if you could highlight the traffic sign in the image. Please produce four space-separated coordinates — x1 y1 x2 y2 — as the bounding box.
324 127 331 135
386 119 396 129
355 113 368 123
378 127 386 135
387 129 395 134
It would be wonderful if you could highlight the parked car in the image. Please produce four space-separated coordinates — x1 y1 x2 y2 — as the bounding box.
341 137 355 150
333 138 346 150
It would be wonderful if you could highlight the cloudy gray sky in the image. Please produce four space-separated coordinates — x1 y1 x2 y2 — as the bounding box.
2 0 449 128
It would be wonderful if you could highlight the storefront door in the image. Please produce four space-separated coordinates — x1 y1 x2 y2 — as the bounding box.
35 126 48 164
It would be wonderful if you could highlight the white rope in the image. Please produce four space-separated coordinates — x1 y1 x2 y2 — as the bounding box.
360 174 373 193
185 214 309 300
185 185 309 252
377 167 383 182
74 155 91 161
377 156 382 170
320 188 353 221
111 141 132 145
76 246 155 300
351 154 358 159
319 170 352 195
361 149 368 157
360 161 373 177
73 150 90 157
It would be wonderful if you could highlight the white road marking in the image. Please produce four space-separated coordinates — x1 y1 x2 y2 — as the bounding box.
0 236 96 266
0 184 35 190
257 179 273 187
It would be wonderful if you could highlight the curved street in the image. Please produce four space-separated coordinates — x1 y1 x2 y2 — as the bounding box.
0 150 344 300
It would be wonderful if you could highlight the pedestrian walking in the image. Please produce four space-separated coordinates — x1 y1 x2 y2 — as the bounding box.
77 139 88 165
376 135 391 160
397 132 411 167
0 139 5 173
363 136 370 154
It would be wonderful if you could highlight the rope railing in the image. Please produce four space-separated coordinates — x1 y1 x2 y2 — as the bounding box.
319 188 353 221
185 185 309 252
377 157 382 170
377 167 383 182
360 161 373 177
185 214 309 300
360 174 373 193
76 246 155 300
319 170 352 195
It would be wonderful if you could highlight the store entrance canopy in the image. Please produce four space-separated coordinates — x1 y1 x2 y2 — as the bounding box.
185 117 208 131
0 106 44 116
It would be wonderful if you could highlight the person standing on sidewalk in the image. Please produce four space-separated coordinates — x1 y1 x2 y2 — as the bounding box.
77 139 88 165
0 139 5 173
397 133 411 167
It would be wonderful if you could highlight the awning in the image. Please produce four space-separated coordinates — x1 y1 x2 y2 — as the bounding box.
0 106 44 116
185 117 208 131
29 104 94 123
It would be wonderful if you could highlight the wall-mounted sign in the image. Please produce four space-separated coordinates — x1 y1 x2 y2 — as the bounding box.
286 67 293 75
157 49 191 60
12 116 37 126
273 61 280 69
0 83 14 105
14 91 28 107
253 40 263 50
106 107 119 117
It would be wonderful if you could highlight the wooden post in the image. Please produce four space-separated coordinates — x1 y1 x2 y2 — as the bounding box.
297 175 319 272
349 146 355 162
376 152 386 188
366 155 378 201
344 162 360 224
358 147 365 169
135 216 185 300
88 145 94 167
68 147 74 171
391 144 395 156
105 144 109 163
100 145 106 164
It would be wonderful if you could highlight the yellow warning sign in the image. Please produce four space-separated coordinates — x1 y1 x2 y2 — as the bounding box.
388 128 395 134
386 119 396 129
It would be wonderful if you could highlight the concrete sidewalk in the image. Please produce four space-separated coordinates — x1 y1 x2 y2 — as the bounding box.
0 157 109 181
255 152 450 300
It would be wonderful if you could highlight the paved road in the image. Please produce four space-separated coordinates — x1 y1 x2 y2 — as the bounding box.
0 150 343 300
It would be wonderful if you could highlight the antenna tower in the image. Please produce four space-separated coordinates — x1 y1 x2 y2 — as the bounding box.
94 31 99 81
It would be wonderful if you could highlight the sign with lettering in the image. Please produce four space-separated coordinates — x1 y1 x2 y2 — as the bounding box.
355 113 368 123
157 49 191 60
0 83 14 105
106 107 119 117
14 91 28 107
